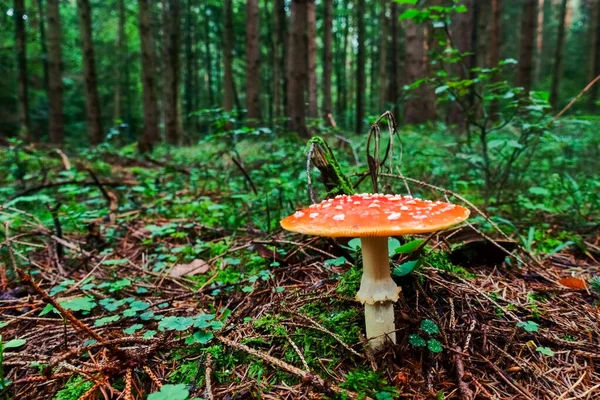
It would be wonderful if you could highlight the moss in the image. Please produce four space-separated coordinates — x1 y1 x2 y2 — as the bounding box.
423 250 475 279
53 376 94 400
336 266 362 298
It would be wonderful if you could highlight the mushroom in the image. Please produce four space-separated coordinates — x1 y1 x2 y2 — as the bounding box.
280 193 470 350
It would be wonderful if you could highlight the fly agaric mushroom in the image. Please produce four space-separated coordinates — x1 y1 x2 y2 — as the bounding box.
280 193 470 350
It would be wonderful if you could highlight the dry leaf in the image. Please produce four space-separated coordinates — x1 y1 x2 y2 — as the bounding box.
169 259 211 277
558 277 587 289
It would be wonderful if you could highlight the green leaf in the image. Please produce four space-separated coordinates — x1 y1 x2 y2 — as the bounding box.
517 321 539 333
399 9 421 20
394 0 418 4
101 258 129 266
191 330 214 345
4 338 27 349
94 315 120 327
147 384 190 400
393 260 418 277
528 187 550 196
420 319 440 335
454 4 467 12
324 256 347 267
143 330 157 339
124 324 144 335
394 239 425 254
435 85 449 94
388 238 401 257
158 316 194 332
347 238 361 251
427 339 443 353
409 334 427 347
536 346 554 357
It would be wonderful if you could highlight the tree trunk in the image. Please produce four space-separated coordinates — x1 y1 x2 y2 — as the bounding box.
184 0 195 132
377 0 387 111
404 17 427 124
589 0 600 110
550 0 569 108
203 4 214 107
490 0 502 119
389 2 399 117
489 0 502 67
223 0 234 114
114 0 126 124
76 0 103 145
518 0 538 94
245 0 261 121
323 0 333 122
307 0 318 119
287 0 308 137
137 0 160 151
476 0 490 69
337 5 350 120
14 0 30 140
37 0 49 93
162 0 180 144
47 0 63 146
355 0 365 133
534 0 544 83
273 0 285 118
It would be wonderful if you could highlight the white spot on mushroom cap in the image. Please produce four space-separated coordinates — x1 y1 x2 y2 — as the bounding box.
309 213 319 218
335 205 343 210
293 211 305 218
353 201 361 205
387 212 402 220
333 214 345 221
368 203 380 208
322 203 332 208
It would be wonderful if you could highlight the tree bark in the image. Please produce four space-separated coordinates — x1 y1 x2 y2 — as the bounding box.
184 0 195 132
323 0 333 122
404 16 427 124
273 0 285 118
37 0 49 93
287 0 308 137
203 4 214 107
377 0 387 111
589 0 600 110
389 2 399 118
245 0 261 121
137 0 160 151
550 0 569 108
46 0 63 146
114 0 126 124
489 0 502 67
76 0 103 145
490 0 503 119
355 0 365 133
518 0 538 94
14 0 30 140
223 0 234 114
307 0 318 119
162 0 180 144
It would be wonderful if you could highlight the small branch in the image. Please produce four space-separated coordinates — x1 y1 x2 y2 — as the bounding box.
551 74 600 122
453 346 473 400
204 354 214 400
217 335 363 399
231 156 258 195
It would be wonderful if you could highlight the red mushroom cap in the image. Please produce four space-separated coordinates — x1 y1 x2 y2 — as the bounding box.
280 193 470 237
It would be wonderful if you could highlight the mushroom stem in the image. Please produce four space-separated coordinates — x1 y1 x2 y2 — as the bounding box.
356 236 399 350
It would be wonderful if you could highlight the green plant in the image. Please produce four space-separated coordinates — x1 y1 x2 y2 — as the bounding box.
408 319 443 354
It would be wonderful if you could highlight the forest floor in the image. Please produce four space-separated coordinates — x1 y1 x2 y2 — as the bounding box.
1 123 600 399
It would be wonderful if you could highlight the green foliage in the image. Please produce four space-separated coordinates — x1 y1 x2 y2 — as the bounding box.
52 376 94 400
517 321 539 333
147 384 195 400
340 369 398 400
536 347 555 357
420 319 440 335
